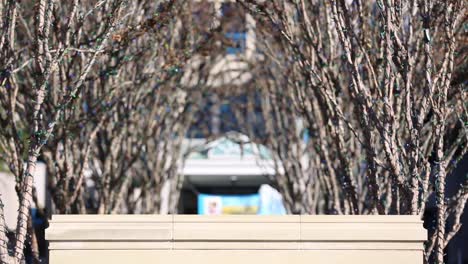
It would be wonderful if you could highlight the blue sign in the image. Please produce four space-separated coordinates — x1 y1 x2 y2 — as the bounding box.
198 193 259 215
197 185 286 215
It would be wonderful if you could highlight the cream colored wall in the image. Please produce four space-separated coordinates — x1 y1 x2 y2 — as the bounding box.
0 162 46 230
46 215 426 264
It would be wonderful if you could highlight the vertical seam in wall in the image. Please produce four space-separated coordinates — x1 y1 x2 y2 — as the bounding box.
171 214 174 250
299 215 302 250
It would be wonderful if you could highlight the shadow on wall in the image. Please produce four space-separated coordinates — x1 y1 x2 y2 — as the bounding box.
446 154 468 264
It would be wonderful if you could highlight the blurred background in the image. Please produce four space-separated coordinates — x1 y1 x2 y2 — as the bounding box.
0 0 466 263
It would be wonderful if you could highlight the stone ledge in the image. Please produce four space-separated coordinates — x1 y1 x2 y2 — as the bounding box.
46 215 426 264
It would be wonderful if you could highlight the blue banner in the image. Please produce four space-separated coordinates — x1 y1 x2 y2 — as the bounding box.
198 194 260 215
197 185 286 215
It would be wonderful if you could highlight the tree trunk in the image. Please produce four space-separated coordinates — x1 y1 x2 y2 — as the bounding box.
0 197 12 264
14 154 39 262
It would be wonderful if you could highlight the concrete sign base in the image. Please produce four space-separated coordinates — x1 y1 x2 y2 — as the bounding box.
46 215 426 264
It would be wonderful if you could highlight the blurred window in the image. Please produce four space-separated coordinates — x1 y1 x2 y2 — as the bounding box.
221 2 247 54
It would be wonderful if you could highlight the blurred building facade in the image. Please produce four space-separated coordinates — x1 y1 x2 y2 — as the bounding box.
177 0 285 215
